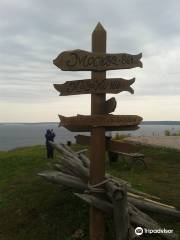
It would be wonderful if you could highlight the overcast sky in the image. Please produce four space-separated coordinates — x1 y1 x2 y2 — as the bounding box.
0 0 180 122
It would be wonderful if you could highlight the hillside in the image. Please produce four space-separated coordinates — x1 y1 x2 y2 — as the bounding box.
0 144 179 239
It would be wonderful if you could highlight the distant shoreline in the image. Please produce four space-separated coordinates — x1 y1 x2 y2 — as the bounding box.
1 121 180 125
141 121 180 125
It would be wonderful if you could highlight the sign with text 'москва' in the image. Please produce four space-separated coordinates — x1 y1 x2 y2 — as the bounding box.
53 49 142 71
54 78 135 96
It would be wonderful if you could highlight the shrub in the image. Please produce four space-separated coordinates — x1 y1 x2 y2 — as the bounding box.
164 129 180 136
113 132 131 140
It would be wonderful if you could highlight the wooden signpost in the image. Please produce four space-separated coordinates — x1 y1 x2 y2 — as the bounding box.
53 23 143 240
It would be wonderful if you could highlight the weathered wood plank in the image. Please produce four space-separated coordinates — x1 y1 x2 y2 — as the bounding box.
105 182 129 240
38 171 87 191
105 97 117 113
62 125 139 132
54 78 135 96
107 138 139 152
128 197 180 220
59 114 142 132
75 135 140 153
59 114 142 127
53 49 142 71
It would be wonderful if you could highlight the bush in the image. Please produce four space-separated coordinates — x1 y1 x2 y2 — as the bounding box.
164 130 170 136
113 132 131 140
164 129 180 136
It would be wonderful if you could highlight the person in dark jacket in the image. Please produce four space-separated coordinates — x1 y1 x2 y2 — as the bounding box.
45 129 56 159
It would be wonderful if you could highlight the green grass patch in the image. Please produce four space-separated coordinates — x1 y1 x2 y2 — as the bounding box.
0 144 179 239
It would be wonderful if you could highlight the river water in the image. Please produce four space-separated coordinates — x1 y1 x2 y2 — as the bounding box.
0 123 180 151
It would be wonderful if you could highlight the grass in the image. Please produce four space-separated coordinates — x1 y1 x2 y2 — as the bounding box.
0 144 179 239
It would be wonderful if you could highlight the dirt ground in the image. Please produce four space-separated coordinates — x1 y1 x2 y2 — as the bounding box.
125 136 180 151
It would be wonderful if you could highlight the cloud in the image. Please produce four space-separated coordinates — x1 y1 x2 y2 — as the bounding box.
0 0 180 120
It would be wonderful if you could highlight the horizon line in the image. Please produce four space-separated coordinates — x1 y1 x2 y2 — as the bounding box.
0 120 180 124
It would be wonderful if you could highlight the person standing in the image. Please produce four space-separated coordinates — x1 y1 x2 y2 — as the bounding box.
45 129 56 159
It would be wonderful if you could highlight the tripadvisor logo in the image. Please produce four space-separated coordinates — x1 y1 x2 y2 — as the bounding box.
135 227 174 236
135 227 143 236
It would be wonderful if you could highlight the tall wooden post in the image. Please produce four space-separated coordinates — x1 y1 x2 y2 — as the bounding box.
90 23 106 240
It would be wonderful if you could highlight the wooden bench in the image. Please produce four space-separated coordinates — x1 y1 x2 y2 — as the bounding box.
108 151 147 169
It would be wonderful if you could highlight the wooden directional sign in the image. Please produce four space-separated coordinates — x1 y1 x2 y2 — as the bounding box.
54 78 135 96
59 114 142 132
53 49 142 71
75 135 140 153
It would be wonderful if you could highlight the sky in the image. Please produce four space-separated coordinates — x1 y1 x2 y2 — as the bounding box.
0 0 180 122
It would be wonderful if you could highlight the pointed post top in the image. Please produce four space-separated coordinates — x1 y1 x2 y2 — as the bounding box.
93 22 106 34
91 21 106 56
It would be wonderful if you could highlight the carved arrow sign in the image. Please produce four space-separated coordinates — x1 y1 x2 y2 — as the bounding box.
59 114 142 132
54 78 135 96
53 49 142 71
